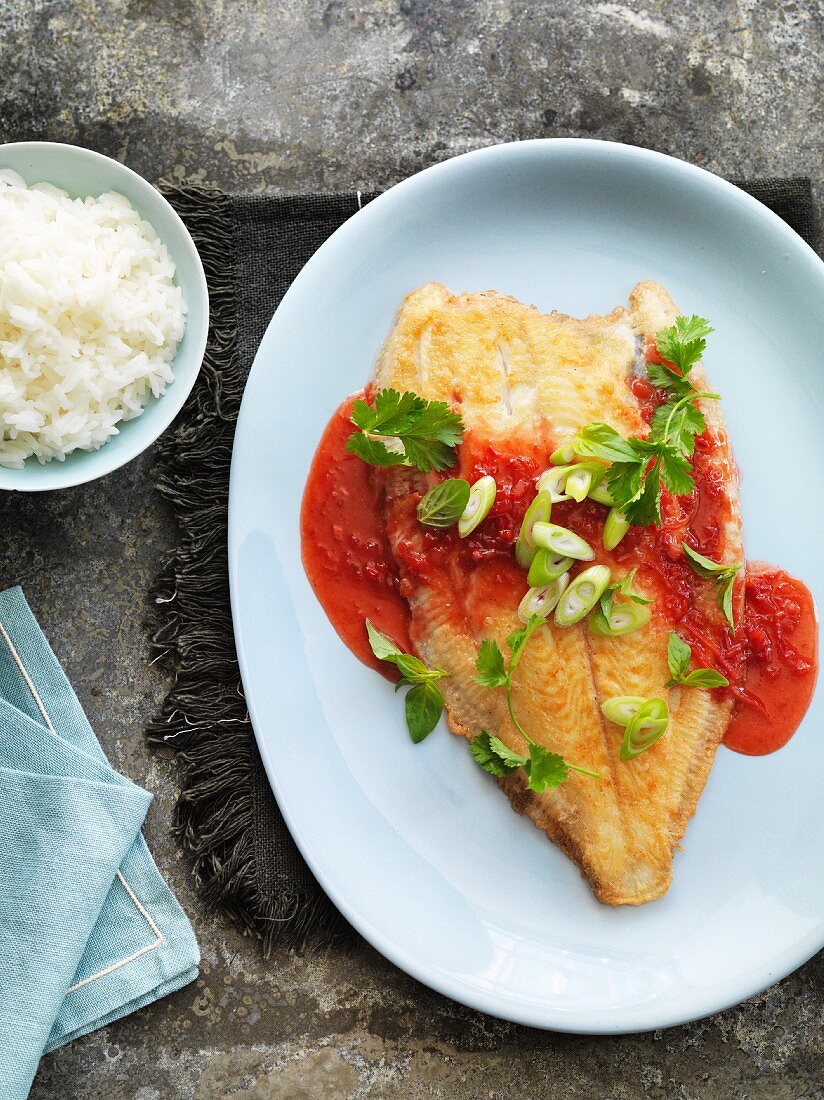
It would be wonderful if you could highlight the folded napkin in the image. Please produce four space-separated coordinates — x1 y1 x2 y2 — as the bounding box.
0 587 199 1099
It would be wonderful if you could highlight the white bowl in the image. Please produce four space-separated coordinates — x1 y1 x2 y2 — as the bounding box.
0 141 209 492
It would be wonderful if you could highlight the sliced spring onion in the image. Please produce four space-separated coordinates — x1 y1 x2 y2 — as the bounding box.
549 441 577 466
554 565 611 627
517 574 570 623
536 465 572 503
619 698 669 761
532 522 595 561
527 548 574 587
589 601 651 637
588 478 617 506
603 507 631 551
515 490 553 568
458 475 496 537
564 462 606 503
601 696 648 726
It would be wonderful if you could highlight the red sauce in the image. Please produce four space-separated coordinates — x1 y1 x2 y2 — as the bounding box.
300 393 411 677
302 392 819 755
723 564 818 754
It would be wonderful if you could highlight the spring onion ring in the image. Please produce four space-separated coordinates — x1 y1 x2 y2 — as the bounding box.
458 475 496 537
532 522 595 561
515 490 553 568
517 574 570 623
603 507 630 550
589 601 651 637
619 698 669 761
554 564 611 626
527 548 574 587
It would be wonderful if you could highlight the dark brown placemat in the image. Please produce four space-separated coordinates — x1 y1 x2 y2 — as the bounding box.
147 178 819 952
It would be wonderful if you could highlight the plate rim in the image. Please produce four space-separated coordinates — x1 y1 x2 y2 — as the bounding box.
228 138 824 1033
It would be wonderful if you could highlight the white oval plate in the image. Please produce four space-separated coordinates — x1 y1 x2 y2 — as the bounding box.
229 140 823 1032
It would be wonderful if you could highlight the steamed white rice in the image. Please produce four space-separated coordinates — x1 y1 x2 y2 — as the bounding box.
0 170 187 469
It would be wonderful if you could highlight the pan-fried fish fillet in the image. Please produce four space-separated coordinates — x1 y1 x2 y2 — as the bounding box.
375 281 742 905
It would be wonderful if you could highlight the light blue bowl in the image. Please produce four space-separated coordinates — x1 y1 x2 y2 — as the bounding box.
0 141 208 492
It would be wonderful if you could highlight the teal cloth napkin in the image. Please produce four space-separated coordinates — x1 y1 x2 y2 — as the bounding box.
0 586 199 1099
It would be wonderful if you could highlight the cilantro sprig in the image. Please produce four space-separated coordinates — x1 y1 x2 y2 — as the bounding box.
347 388 465 472
665 630 729 689
572 314 719 526
469 616 600 791
366 621 448 742
682 543 741 629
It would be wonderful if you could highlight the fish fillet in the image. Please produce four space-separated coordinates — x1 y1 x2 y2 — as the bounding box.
375 281 742 905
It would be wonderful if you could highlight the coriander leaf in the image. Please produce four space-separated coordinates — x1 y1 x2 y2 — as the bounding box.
681 668 730 689
646 360 693 394
606 459 644 510
405 681 444 742
573 423 638 464
475 638 507 688
402 437 458 474
655 315 714 376
350 389 424 434
488 735 529 768
659 445 695 496
345 432 408 467
470 732 520 776
348 389 465 472
506 614 544 675
417 478 470 528
719 573 736 630
525 744 569 792
365 620 403 662
667 631 692 684
651 399 705 454
624 461 662 527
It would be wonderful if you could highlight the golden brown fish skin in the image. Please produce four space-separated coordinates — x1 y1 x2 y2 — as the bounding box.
377 281 742 905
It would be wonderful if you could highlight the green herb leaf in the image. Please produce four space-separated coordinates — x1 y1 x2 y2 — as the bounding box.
365 620 403 662
469 732 521 775
681 668 730 689
719 573 736 630
681 543 741 630
651 399 706 455
525 745 570 792
599 566 652 623
659 445 695 496
489 735 529 768
345 431 409 468
505 615 544 675
573 423 638 464
347 388 465 472
654 315 714 376
405 681 445 742
665 630 729 689
666 631 692 684
475 639 507 688
365 621 448 740
646 359 693 394
417 478 471 528
623 461 662 527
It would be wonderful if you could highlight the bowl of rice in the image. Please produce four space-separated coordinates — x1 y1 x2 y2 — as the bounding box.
0 141 208 491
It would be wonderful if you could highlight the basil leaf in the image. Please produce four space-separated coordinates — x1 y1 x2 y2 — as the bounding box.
395 653 445 684
417 478 471 528
365 620 403 662
719 573 736 630
405 681 444 742
574 423 638 464
667 631 692 683
682 543 737 579
681 668 730 689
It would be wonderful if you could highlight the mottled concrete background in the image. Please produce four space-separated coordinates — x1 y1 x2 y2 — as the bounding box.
2 1 822 1097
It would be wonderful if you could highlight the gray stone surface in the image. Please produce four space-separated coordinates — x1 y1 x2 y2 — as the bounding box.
2 0 822 1096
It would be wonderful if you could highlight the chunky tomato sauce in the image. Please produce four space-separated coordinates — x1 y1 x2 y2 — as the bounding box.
301 394 411 678
302 390 818 755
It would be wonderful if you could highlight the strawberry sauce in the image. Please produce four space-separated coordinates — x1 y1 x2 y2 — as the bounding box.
302 393 819 754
